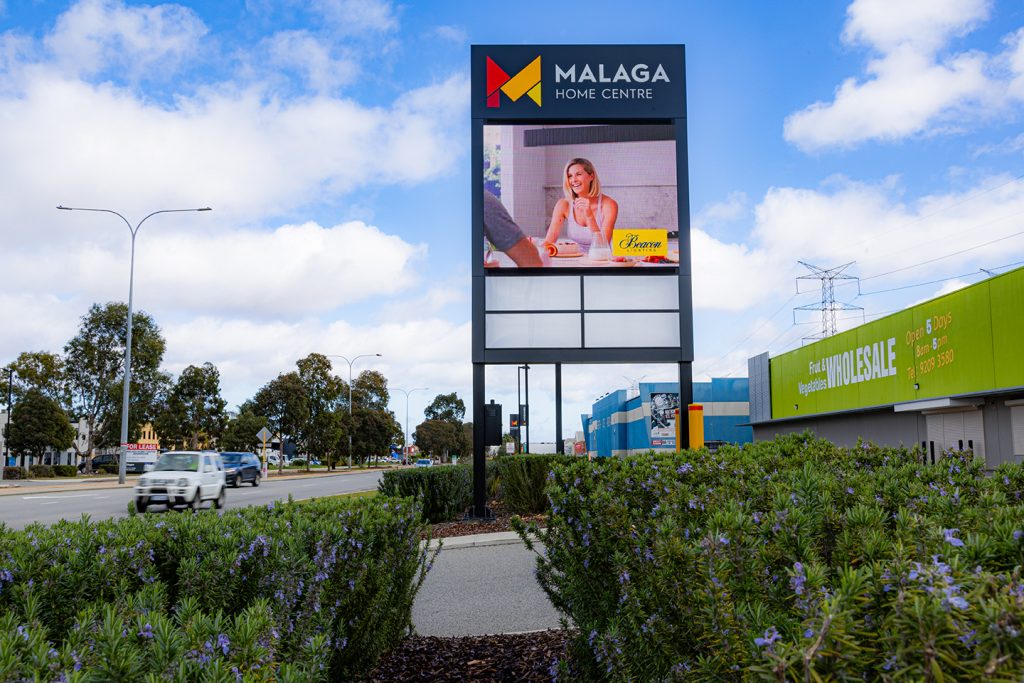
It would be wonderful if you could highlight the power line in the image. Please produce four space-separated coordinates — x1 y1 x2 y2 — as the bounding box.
694 291 807 377
847 213 1024 284
857 259 1024 296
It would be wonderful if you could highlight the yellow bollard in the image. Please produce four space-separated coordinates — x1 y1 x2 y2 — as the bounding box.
688 404 704 450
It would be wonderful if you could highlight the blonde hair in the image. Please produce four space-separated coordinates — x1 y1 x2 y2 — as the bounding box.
562 158 601 201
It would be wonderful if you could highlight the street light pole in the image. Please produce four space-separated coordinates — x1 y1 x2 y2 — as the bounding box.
394 386 428 461
325 353 382 469
57 205 211 484
3 366 12 480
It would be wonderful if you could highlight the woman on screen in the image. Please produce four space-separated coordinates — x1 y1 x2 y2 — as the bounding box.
542 157 619 250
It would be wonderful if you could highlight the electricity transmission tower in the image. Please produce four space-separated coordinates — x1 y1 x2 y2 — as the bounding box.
794 261 863 343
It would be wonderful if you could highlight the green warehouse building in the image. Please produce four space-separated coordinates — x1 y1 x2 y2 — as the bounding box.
748 265 1024 468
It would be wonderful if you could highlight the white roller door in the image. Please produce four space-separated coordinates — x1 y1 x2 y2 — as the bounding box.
925 410 985 461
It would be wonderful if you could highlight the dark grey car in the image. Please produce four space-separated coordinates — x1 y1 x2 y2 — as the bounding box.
221 452 261 487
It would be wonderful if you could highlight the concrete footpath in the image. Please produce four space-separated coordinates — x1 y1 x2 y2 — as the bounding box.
413 532 562 636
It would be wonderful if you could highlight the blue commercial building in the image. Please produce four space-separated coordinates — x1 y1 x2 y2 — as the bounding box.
582 379 752 457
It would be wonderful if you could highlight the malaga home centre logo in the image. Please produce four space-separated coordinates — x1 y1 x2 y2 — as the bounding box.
486 56 541 108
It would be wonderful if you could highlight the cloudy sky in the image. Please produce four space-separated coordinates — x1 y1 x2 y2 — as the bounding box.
2 0 1023 444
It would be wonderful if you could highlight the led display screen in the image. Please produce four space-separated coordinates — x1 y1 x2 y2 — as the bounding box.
482 123 679 270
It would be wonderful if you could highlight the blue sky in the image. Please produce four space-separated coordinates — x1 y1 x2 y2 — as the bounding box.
1 0 1023 443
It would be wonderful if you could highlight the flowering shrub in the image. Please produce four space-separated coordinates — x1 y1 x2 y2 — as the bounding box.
28 464 55 478
515 433 1024 680
0 495 433 680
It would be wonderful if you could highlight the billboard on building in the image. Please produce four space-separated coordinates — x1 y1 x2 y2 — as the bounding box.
648 391 680 448
770 266 1024 419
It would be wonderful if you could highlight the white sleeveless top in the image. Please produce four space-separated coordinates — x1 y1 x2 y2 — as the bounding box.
565 195 604 247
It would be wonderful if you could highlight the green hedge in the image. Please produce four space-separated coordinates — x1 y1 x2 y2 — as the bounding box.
0 495 433 680
378 466 473 523
99 464 119 474
2 466 24 480
53 465 77 477
516 434 1024 681
495 454 575 514
28 464 55 478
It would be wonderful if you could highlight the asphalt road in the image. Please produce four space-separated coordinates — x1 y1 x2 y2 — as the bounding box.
0 470 384 530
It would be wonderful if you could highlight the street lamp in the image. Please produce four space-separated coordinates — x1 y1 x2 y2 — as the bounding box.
325 353 382 469
2 366 12 480
57 205 212 484
393 386 429 461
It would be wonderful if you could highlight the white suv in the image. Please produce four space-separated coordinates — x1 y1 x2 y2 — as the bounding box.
134 451 226 512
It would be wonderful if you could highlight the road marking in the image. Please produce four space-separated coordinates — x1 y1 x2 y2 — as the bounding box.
21 494 98 500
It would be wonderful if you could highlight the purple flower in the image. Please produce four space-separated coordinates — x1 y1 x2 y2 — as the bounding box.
138 623 154 639
754 626 780 649
943 528 965 547
1014 530 1023 541
217 633 230 655
791 562 806 595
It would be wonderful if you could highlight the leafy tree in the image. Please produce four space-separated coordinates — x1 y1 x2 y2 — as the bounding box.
5 352 71 410
154 363 227 450
5 390 75 467
251 372 309 472
423 392 466 424
413 419 467 462
352 370 390 411
352 406 401 464
220 409 270 453
96 371 172 451
63 303 166 467
296 354 345 470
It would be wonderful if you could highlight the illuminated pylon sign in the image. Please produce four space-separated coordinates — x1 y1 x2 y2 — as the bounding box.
486 56 541 108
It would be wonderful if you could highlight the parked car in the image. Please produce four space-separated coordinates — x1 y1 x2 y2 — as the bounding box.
414 458 433 468
79 453 118 473
133 451 226 512
221 451 261 488
267 453 291 467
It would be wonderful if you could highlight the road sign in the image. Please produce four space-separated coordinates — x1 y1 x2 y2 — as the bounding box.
257 427 272 442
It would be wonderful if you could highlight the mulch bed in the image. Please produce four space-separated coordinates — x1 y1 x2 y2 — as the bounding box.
362 630 568 683
363 506 567 682
428 504 546 539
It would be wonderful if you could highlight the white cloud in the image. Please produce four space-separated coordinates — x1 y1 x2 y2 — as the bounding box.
163 315 471 410
688 173 1024 316
783 0 1023 150
841 0 990 52
311 0 398 36
265 31 360 94
12 220 424 318
695 191 748 227
44 0 207 80
912 277 973 305
434 25 467 44
0 70 468 248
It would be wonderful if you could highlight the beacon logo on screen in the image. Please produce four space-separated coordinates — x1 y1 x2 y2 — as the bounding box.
486 56 542 108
